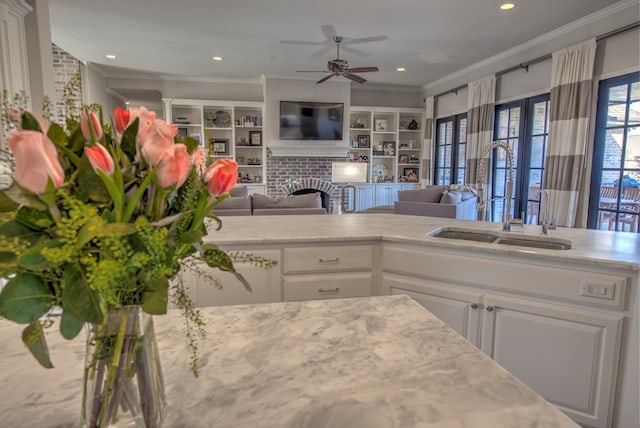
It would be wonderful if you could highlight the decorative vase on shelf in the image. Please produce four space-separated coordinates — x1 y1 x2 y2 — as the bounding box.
82 306 165 428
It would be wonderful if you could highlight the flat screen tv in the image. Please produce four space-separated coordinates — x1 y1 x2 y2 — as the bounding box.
279 101 344 141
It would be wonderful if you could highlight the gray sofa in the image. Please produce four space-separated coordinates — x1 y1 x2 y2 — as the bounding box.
394 185 478 220
212 190 326 216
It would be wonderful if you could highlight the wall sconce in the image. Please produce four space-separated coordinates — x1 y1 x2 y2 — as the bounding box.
332 162 368 214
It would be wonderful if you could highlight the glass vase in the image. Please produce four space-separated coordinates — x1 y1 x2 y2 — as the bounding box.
82 306 165 428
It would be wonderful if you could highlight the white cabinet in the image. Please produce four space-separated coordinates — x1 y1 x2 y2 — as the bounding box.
283 244 373 301
352 183 419 211
382 243 626 428
181 249 281 307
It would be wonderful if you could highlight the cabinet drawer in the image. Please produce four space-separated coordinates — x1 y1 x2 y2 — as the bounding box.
283 245 373 274
284 272 372 301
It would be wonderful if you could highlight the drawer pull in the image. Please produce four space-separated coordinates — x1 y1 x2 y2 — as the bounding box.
318 257 340 264
318 287 340 294
470 303 478 309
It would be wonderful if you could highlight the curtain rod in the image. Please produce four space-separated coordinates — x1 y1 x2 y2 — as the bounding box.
432 20 640 99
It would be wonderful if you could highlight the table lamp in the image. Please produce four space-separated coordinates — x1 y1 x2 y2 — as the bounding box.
331 162 369 214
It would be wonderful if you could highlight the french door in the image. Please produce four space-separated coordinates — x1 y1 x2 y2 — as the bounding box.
589 71 640 232
491 94 550 223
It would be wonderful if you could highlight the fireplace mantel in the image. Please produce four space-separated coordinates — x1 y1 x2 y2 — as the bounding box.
268 144 350 158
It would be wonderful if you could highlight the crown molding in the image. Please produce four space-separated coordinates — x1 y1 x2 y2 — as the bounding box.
423 0 640 92
104 69 263 85
1 0 32 16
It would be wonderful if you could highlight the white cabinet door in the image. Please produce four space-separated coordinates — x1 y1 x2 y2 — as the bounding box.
354 184 375 211
182 249 281 307
374 185 393 206
480 294 622 428
384 273 482 346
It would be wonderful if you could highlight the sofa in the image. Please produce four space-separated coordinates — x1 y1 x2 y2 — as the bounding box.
393 185 478 220
212 190 327 216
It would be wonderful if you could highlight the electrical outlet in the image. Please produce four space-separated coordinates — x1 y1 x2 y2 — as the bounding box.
580 280 616 300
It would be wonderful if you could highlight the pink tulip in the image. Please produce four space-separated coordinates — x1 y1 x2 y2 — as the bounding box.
8 109 50 134
156 144 190 189
114 106 130 133
206 159 238 196
8 130 64 194
85 144 115 175
80 110 103 141
136 110 178 167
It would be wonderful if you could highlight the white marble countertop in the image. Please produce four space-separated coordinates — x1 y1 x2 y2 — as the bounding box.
205 214 639 271
0 295 578 427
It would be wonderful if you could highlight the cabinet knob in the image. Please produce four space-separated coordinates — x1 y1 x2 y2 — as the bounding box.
486 305 495 312
318 257 340 264
470 303 478 309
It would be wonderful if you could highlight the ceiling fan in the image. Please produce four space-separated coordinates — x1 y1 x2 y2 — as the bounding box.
296 35 381 84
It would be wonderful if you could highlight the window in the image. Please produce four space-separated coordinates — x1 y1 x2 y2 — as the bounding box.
588 72 640 233
434 114 467 185
491 94 550 223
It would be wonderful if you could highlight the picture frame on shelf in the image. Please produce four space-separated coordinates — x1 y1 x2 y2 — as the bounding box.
237 136 249 146
211 139 228 155
249 131 262 146
383 141 395 156
399 154 409 164
403 167 419 182
375 119 387 132
357 135 370 148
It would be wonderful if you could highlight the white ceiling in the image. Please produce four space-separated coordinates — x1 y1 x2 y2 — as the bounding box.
48 0 625 89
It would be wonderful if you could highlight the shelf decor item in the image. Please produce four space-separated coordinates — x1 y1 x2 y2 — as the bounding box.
249 130 262 146
375 119 387 132
404 167 419 182
212 139 228 154
357 134 370 148
212 110 231 127
383 141 395 156
0 98 264 427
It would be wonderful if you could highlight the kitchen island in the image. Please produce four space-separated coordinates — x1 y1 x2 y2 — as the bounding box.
193 214 638 428
0 295 579 427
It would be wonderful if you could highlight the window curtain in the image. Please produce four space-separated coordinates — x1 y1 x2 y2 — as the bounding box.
542 39 596 227
465 75 496 187
422 96 434 185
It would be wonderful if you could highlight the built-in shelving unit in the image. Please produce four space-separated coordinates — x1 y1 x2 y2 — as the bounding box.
163 98 266 194
348 106 425 184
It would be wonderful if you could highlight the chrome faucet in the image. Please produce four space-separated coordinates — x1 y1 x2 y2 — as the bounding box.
476 141 521 231
539 189 556 235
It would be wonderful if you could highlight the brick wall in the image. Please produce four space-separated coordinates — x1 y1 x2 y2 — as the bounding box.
51 43 82 127
266 154 343 200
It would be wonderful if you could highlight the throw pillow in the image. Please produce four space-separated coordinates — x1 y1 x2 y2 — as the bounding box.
440 190 463 204
398 186 446 203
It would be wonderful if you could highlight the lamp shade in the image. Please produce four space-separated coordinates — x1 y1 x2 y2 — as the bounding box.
331 162 368 183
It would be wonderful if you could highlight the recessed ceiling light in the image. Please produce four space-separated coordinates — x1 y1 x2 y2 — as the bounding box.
212 56 223 61
105 54 116 59
396 67 406 72
125 101 130 105
500 3 515 10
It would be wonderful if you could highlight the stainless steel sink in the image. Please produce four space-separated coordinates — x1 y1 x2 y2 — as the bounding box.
428 228 498 243
428 227 572 250
495 237 572 250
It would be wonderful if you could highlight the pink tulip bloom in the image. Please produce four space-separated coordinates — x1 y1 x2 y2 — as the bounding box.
8 108 51 134
156 144 190 189
85 144 115 175
206 159 238 196
114 106 130 133
80 110 103 141
8 130 64 194
137 113 178 167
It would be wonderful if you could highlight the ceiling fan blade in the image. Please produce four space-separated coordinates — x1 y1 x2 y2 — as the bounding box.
343 72 367 84
316 74 335 84
346 66 379 73
321 25 337 41
280 40 326 46
342 35 388 45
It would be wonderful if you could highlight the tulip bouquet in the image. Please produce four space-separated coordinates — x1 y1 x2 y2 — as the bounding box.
0 103 257 374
